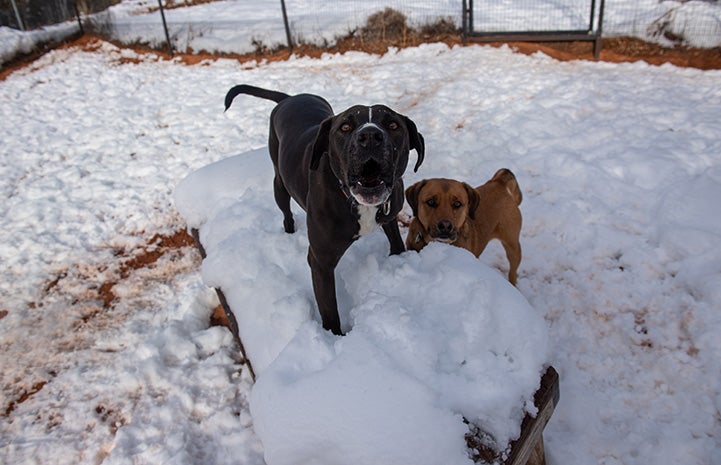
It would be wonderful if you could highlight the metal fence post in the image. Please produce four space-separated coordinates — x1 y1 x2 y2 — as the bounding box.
595 0 606 59
10 0 25 31
280 0 293 52
157 0 174 54
74 0 84 35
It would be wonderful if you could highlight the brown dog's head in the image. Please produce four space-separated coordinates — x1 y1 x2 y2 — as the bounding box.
405 179 480 244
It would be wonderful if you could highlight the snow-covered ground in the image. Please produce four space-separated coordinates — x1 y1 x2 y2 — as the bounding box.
1 14 721 465
2 0 721 66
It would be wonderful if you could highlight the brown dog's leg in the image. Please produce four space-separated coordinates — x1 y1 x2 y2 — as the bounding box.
502 239 522 286
405 217 429 252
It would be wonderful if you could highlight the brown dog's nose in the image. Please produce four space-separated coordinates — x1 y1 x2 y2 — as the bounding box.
437 220 453 236
357 126 384 149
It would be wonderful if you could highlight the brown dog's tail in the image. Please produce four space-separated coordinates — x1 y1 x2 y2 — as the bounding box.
224 84 290 111
492 168 523 206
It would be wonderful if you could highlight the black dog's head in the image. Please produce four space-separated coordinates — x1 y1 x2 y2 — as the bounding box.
311 105 425 206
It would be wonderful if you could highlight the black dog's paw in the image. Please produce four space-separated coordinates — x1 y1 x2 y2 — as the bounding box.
283 218 295 234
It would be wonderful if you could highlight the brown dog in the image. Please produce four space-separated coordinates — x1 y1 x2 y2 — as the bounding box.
405 169 523 285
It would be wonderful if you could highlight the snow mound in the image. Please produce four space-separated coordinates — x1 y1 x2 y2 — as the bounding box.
175 150 550 464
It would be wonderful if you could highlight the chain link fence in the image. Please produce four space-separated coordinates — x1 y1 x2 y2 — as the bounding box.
0 0 118 30
1 0 720 52
463 0 606 57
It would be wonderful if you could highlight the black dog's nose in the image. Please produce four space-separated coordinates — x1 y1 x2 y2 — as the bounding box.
437 220 453 236
357 126 384 149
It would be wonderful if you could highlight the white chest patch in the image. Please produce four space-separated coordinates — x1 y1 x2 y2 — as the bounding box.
356 204 379 237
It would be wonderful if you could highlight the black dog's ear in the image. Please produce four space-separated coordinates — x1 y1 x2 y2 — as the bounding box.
403 116 425 172
310 117 333 170
405 180 427 217
464 182 481 220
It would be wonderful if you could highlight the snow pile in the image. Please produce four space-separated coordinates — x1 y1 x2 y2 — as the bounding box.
175 149 550 464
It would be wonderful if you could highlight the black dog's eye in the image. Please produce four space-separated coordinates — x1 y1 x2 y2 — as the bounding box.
387 121 399 130
426 198 437 208
340 123 352 132
452 201 462 209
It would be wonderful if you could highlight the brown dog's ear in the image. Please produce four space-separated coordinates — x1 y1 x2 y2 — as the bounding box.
405 180 427 217
310 117 333 171
464 182 480 220
402 116 425 172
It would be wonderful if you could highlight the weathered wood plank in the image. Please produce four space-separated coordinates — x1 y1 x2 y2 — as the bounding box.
192 228 256 381
505 366 559 465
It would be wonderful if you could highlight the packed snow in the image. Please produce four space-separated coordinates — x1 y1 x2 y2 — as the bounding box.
1 17 721 465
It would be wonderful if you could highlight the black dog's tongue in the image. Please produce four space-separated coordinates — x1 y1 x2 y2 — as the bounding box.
350 179 388 206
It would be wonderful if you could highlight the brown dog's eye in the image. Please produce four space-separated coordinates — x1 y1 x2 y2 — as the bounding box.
387 121 399 130
426 198 437 208
452 201 462 209
341 123 352 132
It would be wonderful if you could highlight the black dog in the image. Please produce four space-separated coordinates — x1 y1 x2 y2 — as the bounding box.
225 85 425 335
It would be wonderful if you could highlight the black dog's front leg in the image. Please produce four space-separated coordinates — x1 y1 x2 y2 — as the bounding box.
307 247 345 335
382 221 405 255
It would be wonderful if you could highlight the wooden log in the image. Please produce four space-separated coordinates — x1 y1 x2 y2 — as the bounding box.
191 228 256 382
505 366 559 465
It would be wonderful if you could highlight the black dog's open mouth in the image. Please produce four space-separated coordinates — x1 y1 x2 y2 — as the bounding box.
349 160 391 206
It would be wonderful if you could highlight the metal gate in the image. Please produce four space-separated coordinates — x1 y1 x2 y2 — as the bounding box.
462 0 606 58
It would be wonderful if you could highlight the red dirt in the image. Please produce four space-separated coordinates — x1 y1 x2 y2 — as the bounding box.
3 33 720 84
3 381 47 417
95 229 195 309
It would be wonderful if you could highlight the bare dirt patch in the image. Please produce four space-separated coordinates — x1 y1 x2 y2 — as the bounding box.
29 228 196 312
88 229 196 310
509 37 721 70
3 381 47 417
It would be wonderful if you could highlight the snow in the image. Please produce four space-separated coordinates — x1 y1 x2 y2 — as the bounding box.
175 149 550 462
2 10 721 465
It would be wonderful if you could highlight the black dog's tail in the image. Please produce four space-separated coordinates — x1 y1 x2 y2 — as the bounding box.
224 84 290 111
